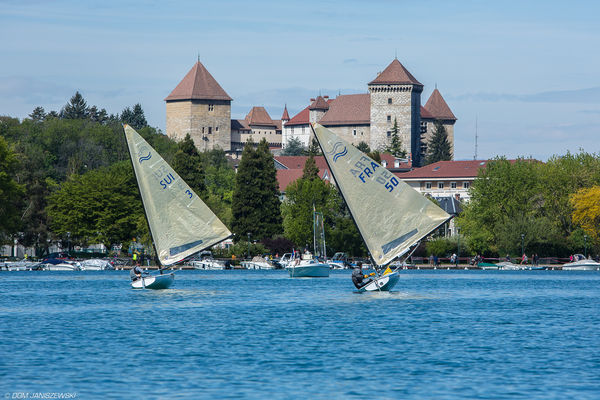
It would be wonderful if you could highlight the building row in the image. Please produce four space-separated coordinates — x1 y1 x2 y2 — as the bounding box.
165 58 456 166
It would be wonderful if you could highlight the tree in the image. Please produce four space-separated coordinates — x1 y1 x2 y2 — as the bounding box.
61 91 88 119
302 155 320 180
29 107 46 122
201 148 235 227
356 141 370 153
571 186 600 244
425 121 452 165
305 137 322 156
171 134 206 198
121 104 148 130
0 135 25 242
282 136 305 156
231 139 282 241
385 118 407 158
47 161 144 248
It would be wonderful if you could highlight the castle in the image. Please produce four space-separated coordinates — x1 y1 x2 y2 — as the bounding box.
165 59 456 166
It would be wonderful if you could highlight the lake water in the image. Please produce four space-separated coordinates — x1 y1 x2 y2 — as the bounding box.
1 269 599 399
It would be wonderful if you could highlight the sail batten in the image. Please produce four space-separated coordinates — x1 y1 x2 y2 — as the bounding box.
124 125 231 266
312 123 450 266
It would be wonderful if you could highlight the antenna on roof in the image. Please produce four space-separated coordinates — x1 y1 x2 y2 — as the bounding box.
395 49 397 59
435 83 437 90
197 53 200 62
474 115 478 160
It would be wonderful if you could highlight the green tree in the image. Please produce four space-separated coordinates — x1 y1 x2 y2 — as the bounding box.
385 118 407 158
305 137 322 156
356 141 370 153
61 91 89 119
282 136 305 155
171 134 206 198
201 148 235 227
425 121 452 165
121 104 148 130
0 135 25 242
231 139 282 241
47 161 143 248
29 106 46 122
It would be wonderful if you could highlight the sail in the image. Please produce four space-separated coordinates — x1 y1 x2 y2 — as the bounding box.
124 125 231 266
312 123 450 267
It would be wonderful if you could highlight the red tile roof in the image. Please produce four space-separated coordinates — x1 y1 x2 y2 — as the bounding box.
379 153 412 170
275 156 332 191
285 105 310 126
424 89 456 121
319 94 370 126
309 96 330 110
245 106 276 126
165 61 232 102
398 160 489 179
420 105 435 120
369 59 422 86
277 169 303 191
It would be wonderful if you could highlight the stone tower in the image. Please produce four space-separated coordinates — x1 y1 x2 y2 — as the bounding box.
165 61 232 151
368 59 423 166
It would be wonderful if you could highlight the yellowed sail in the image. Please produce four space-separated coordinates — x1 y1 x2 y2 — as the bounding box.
313 123 450 267
124 125 231 266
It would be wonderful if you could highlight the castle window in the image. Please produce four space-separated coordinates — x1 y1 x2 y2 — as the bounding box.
216 126 219 132
388 98 392 104
353 129 357 136
208 104 214 112
425 182 432 189
202 127 205 134
208 127 212 134
387 131 391 137
438 182 444 189
387 115 391 122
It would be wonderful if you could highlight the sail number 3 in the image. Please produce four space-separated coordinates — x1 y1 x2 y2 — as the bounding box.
350 156 399 193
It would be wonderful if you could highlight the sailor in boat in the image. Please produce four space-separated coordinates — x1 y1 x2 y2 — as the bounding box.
130 265 145 282
351 262 376 289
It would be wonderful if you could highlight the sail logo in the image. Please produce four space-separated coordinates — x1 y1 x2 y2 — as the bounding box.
138 146 152 164
327 142 347 162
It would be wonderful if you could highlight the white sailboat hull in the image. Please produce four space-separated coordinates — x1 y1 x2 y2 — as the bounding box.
358 271 400 292
286 260 330 277
131 273 174 289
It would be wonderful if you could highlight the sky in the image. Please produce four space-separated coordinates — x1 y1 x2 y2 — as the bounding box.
1 0 599 161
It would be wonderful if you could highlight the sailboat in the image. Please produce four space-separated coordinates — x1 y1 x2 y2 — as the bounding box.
124 125 232 289
286 210 330 278
312 123 451 292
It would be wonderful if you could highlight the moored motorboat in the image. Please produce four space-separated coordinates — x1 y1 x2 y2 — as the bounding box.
286 257 330 278
79 259 114 270
562 254 600 270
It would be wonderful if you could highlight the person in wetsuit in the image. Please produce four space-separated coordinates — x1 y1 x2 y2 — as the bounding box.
130 265 144 281
351 262 375 289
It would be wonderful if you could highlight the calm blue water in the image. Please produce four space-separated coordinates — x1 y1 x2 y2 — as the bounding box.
1 269 599 399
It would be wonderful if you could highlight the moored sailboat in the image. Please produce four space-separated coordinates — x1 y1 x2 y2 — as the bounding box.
312 123 451 291
124 125 232 289
286 210 330 278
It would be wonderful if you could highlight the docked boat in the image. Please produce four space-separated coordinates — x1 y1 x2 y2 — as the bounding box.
562 254 600 271
286 211 330 278
327 252 352 269
79 259 114 270
313 123 451 292
38 258 81 271
189 251 227 270
2 260 40 271
242 256 277 270
124 125 232 289
496 261 525 270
